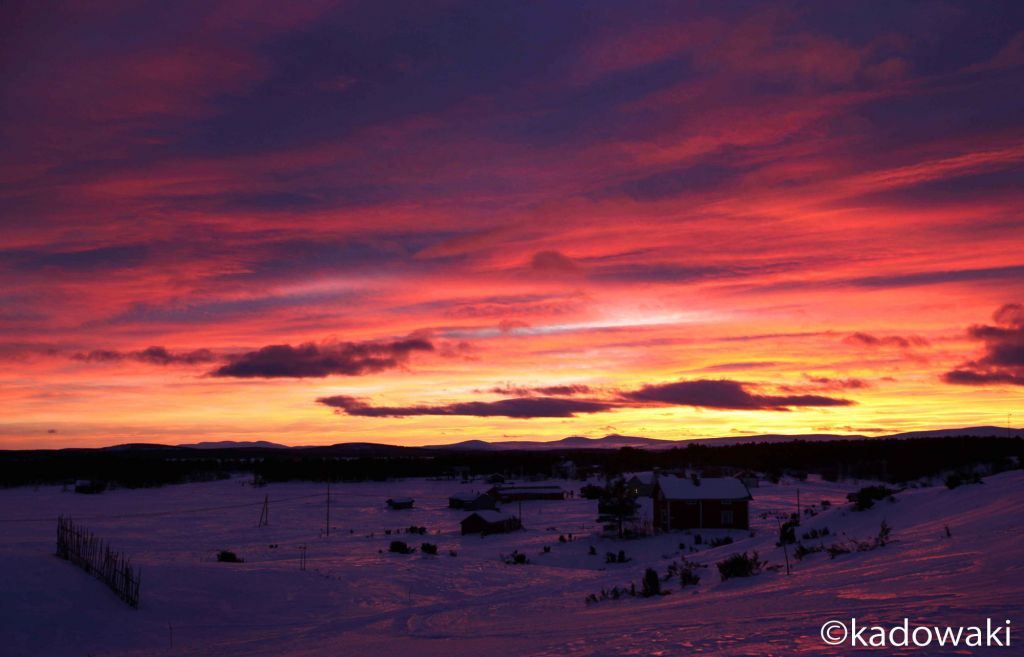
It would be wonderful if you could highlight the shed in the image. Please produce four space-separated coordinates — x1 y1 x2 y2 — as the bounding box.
386 497 415 510
460 511 522 535
652 476 751 531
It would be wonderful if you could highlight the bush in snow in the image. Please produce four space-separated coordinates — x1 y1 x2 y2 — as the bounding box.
679 566 701 587
641 568 661 597
502 550 529 565
389 540 414 554
406 525 427 535
801 527 830 540
605 550 630 563
580 484 605 499
826 521 893 558
421 542 438 555
847 485 897 511
216 550 243 563
945 472 982 489
794 543 825 561
708 536 733 548
716 551 765 580
778 517 799 545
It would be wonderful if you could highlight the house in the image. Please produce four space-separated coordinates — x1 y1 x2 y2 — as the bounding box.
448 491 497 510
652 476 751 531
460 510 522 535
385 497 414 510
625 472 656 497
486 485 565 502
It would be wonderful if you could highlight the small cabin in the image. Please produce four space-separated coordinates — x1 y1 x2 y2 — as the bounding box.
486 485 565 502
385 497 414 510
652 476 751 531
448 492 497 510
460 511 522 535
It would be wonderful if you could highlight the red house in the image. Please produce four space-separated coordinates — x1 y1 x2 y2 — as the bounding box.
652 476 751 531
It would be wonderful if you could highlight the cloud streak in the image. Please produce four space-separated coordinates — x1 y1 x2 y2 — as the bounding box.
318 395 613 418
320 378 853 419
73 346 217 365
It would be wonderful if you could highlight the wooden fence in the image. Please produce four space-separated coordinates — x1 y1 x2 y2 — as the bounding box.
56 515 141 608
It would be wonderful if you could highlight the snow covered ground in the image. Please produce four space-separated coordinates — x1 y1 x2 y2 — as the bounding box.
1 471 1021 656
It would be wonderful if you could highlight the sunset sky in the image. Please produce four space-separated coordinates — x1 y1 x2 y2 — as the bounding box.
1 1 1022 449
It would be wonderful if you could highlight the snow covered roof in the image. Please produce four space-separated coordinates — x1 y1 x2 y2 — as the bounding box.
490 485 563 492
449 491 487 501
655 476 751 500
626 472 655 484
463 510 517 523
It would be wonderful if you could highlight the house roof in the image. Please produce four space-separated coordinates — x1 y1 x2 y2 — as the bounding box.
387 497 414 504
655 476 751 500
626 471 655 484
462 510 517 524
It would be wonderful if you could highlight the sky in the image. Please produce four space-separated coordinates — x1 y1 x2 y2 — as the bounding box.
1 1 1022 449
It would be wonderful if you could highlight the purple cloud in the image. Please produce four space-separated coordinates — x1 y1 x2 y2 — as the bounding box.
621 379 853 411
318 395 613 418
943 303 1024 386
213 339 433 378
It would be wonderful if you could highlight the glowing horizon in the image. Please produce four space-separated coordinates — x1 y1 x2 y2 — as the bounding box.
1 2 1022 449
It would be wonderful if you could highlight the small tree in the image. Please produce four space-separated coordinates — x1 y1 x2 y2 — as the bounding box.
597 477 639 538
717 551 764 580
641 568 661 597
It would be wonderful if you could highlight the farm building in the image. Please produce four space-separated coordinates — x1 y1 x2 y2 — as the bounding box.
460 511 522 535
652 476 751 531
448 492 497 510
487 485 565 502
385 497 414 510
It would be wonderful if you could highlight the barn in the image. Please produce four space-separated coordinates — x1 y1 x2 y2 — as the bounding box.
652 476 751 531
448 492 497 510
385 497 414 510
460 511 522 535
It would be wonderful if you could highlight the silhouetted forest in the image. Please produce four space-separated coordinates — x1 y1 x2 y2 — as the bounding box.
1 436 1021 489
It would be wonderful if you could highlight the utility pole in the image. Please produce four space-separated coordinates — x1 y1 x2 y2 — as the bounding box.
774 515 791 576
258 494 269 527
796 488 801 525
325 482 331 537
299 544 307 571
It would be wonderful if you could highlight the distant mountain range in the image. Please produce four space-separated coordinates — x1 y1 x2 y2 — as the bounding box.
160 426 1022 452
177 440 289 450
